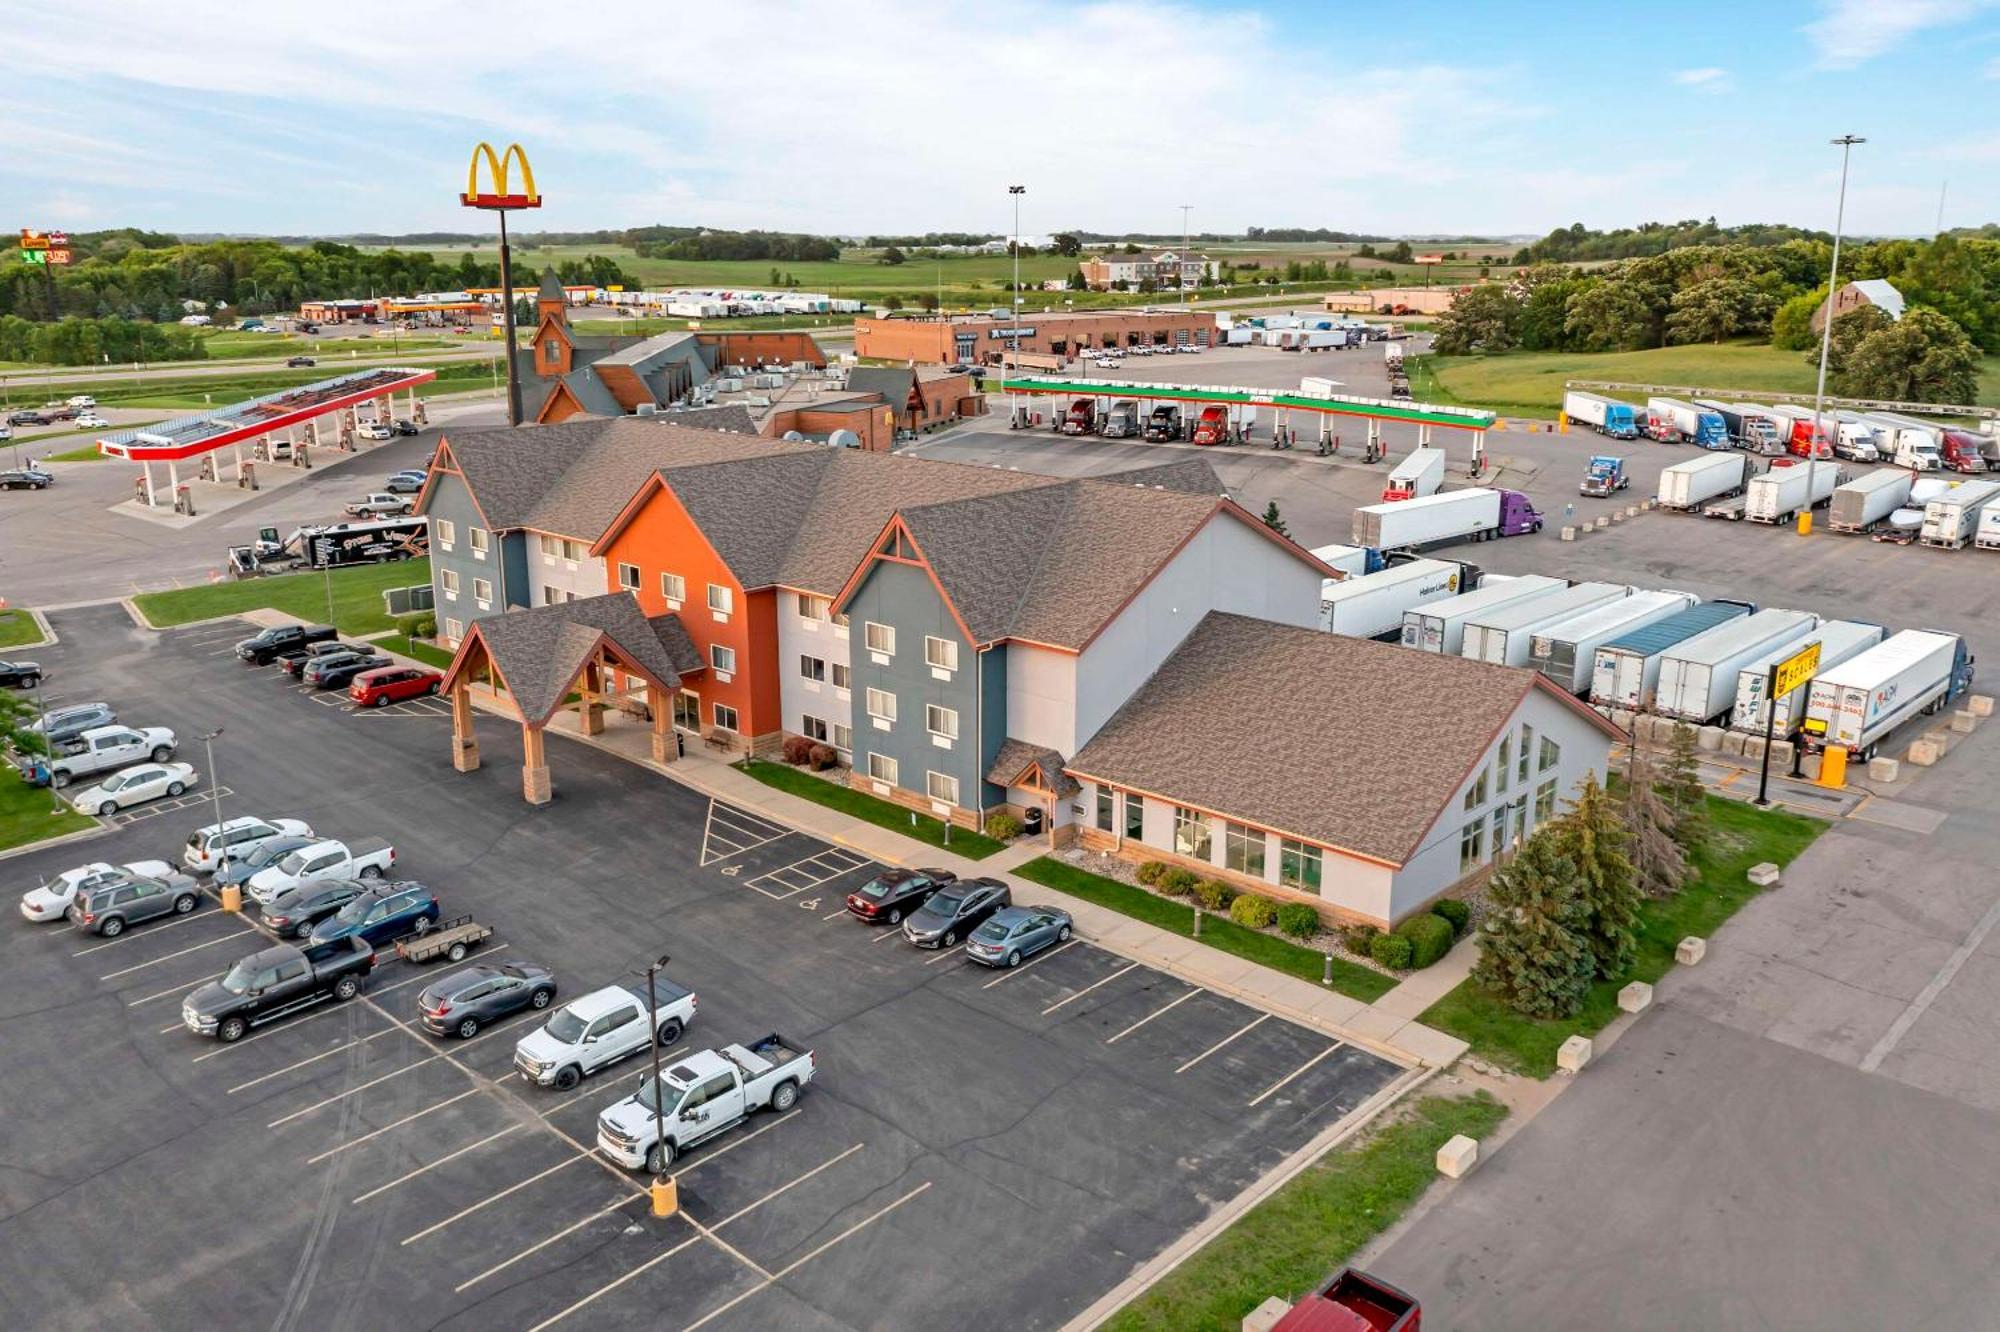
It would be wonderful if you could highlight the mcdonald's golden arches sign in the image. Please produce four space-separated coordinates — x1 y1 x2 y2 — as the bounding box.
461 142 541 210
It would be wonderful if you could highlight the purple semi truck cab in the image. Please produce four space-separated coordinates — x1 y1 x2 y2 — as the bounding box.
1497 489 1543 536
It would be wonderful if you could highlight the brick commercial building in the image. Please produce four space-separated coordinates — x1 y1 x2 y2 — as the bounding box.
1322 287 1463 315
853 309 1217 366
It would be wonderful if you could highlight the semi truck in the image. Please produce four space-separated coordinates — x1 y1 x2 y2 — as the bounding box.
1646 397 1729 449
1530 590 1699 695
1827 469 1915 533
1319 558 1472 640
1400 575 1566 655
1695 400 1785 454
1579 455 1628 497
1059 399 1097 435
1830 412 1884 462
1382 448 1446 501
1350 487 1543 551
1745 461 1845 524
1730 619 1885 736
1938 428 1990 474
1308 543 1386 578
1191 405 1232 445
1656 453 1750 511
1761 404 1835 460
1143 404 1183 440
1863 412 1944 471
230 517 428 577
1652 608 1819 725
1099 400 1140 438
1563 391 1640 439
1461 582 1628 667
1591 600 1752 710
1918 478 2000 549
1977 507 2000 552
1801 629 1974 759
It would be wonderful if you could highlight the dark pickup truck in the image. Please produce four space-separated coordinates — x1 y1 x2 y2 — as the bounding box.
182 937 376 1042
237 623 337 665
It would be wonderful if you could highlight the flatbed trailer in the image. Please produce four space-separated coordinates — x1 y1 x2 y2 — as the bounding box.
1702 495 1749 521
394 915 492 965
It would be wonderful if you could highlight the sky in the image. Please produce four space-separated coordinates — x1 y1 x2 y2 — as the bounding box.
2 0 1997 241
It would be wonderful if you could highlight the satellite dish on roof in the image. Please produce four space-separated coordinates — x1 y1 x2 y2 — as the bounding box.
828 429 861 450
781 430 805 441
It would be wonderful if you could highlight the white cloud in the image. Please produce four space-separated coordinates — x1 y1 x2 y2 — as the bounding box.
1673 67 1727 84
1804 0 1991 68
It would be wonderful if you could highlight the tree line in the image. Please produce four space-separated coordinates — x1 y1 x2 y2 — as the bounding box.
1511 218 1831 264
631 230 840 262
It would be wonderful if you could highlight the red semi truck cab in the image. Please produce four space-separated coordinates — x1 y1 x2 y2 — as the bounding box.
1272 1269 1420 1331
1786 419 1835 460
1191 405 1229 446
1939 429 1989 473
1059 399 1096 435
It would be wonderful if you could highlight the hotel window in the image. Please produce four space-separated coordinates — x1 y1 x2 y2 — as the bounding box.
830 663 851 691
924 636 958 672
799 655 826 683
865 622 895 656
1490 806 1507 856
444 617 464 643
713 703 739 732
1539 736 1561 773
926 771 960 806
797 593 829 620
710 644 737 675
1224 822 1265 878
925 704 958 741
1518 724 1534 783
618 562 640 591
435 519 455 549
469 527 489 559
1534 777 1559 823
1280 840 1323 895
440 569 460 600
707 583 733 616
1173 807 1211 861
542 340 558 366
542 587 562 606
1124 792 1144 840
562 538 583 563
865 688 896 724
1460 819 1485 871
867 752 898 785
673 692 700 731
660 573 685 603
1095 786 1114 832
1463 768 1488 811
540 534 559 562
800 716 829 743
472 578 492 608
1496 735 1512 794
832 722 853 754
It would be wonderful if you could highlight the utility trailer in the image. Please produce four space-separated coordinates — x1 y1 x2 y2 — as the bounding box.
1461 582 1629 667
1319 559 1472 640
1827 469 1915 534
1801 629 1975 759
1652 608 1818 725
229 517 428 576
1401 575 1566 655
1657 453 1749 512
1730 619 1885 736
1530 590 1698 695
394 915 493 965
1591 601 1752 710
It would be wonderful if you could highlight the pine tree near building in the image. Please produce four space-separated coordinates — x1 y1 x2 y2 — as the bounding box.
1623 747 1689 897
1261 500 1290 538
1658 723 1710 851
1472 827 1598 1019
1549 772 1640 979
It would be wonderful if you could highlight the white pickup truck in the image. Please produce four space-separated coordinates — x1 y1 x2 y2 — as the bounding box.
513 976 697 1091
182 815 315 874
246 837 396 905
596 1034 817 1171
30 725 177 789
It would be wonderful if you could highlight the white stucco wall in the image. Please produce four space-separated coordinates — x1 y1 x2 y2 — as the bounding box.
1006 643 1079 757
777 590 854 753
526 530 609 606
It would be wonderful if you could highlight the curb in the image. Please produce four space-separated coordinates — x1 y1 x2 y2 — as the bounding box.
1 606 57 650
0 814 112 863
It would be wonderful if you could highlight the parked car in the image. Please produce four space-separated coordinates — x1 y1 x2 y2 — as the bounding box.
391 420 420 436
68 761 198 817
20 859 173 922
24 724 176 788
73 413 110 429
901 876 1012 949
279 640 362 679
7 411 49 426
214 833 320 890
0 658 42 688
512 976 695 1090
383 470 427 494
0 424 11 441
285 355 316 368
182 815 315 875
417 961 558 1039
182 938 375 1041
247 837 397 904
69 871 201 936
357 424 394 442
845 867 956 925
259 877 371 939
964 905 1073 968
237 623 337 665
307 880 438 947
303 649 390 690
25 702 113 746
66 395 96 408
0 468 53 490
344 492 408 516
348 665 442 707
596 1034 816 1172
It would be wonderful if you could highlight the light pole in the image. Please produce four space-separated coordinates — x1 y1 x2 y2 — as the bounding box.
1806 134 1864 530
644 952 677 1216
1180 205 1193 302
199 728 228 896
1008 185 1025 424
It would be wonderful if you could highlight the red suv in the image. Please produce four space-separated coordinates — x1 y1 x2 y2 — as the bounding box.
347 665 443 708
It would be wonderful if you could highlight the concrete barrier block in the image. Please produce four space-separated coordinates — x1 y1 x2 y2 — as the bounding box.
1722 731 1748 757
1561 525 1577 542
1740 733 1764 760
1799 751 1822 780
1243 1297 1293 1332
1770 739 1794 769
1747 861 1781 888
1971 695 1994 718
1869 756 1901 783
1610 708 1635 732
1625 505 1639 518
1611 510 1626 523
1907 738 1942 767
1951 710 1978 734
1618 981 1654 1013
1596 516 1611 530
1643 498 1657 510
1698 725 1724 752
1556 1035 1593 1074
1677 936 1706 965
1436 1133 1480 1179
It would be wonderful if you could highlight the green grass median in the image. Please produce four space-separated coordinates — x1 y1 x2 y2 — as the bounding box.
1013 856 1394 1002
0 610 45 649
738 759 1005 859
133 560 431 637
0 775 95 854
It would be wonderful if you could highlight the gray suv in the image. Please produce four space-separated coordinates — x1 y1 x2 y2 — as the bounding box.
69 874 200 936
30 703 116 747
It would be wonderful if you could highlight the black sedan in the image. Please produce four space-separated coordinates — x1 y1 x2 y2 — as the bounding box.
260 878 371 940
302 650 389 690
0 659 43 689
7 410 49 426
845 867 956 926
1 468 53 490
901 876 1011 949
416 961 557 1039
286 355 316 367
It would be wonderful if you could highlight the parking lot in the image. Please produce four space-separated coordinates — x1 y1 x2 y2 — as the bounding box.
0 605 1407 1330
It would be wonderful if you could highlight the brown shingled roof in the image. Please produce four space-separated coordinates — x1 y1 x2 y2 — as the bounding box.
447 593 692 724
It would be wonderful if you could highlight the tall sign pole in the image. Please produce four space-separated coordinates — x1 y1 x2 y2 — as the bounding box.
461 144 541 427
1756 640 1822 806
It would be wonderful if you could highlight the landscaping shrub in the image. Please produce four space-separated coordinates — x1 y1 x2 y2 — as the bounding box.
1342 923 1380 954
1396 913 1454 969
806 743 838 771
983 811 1024 841
1432 898 1472 936
1228 893 1278 929
1276 903 1321 940
1157 867 1199 897
1135 860 1170 887
1193 878 1239 912
1370 932 1416 970
781 735 815 765
394 611 438 639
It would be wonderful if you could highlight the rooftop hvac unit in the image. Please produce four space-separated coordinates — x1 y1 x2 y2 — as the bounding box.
828 429 861 450
635 403 659 416
782 430 805 441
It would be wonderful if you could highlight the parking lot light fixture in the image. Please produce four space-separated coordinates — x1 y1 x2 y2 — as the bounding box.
200 728 231 904
1806 134 1864 530
645 951 675 1207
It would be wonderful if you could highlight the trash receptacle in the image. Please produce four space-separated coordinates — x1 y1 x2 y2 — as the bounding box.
1023 807 1044 837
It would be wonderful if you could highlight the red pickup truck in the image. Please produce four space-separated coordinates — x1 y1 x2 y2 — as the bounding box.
1272 1269 1420 1331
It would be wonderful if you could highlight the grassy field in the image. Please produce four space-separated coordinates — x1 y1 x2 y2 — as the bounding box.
1 359 500 414
1418 342 2000 419
1103 1091 1507 1332
0 610 45 648
1013 856 1394 1002
1420 796 1825 1075
375 633 456 669
198 330 461 360
132 559 431 637
738 759 1006 859
0 773 95 854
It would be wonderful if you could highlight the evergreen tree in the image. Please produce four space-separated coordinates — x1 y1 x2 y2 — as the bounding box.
1658 724 1710 851
1261 500 1290 538
1623 747 1689 897
1472 828 1598 1019
1549 772 1641 978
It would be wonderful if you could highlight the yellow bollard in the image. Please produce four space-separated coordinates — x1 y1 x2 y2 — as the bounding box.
1818 745 1848 790
650 1176 678 1218
220 884 243 913
1557 414 1569 433
1796 510 1813 536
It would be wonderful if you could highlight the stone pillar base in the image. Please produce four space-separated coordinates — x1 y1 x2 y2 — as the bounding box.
651 731 672 764
582 704 607 737
453 740 481 772
523 764 552 804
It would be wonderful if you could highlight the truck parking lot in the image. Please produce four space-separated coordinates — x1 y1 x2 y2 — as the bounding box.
0 605 1407 1330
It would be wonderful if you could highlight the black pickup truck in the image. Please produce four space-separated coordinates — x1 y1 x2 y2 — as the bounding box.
182 937 376 1041
237 623 337 666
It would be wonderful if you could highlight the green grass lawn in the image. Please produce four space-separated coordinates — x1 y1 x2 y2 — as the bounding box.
738 759 1005 859
0 772 95 853
2 357 498 414
375 634 456 669
1420 796 1825 1075
1013 857 1394 1003
1104 1092 1506 1332
0 609 45 649
132 559 431 637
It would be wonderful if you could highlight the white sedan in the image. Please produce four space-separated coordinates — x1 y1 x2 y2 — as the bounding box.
20 860 174 922
357 423 393 440
68 762 199 818
74 413 111 429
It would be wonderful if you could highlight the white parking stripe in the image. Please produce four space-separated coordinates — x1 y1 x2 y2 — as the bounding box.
455 1195 639 1292
306 1088 481 1163
711 1142 862 1229
869 925 904 943
1246 1042 1345 1108
224 1028 402 1091
1105 987 1203 1044
981 938 1079 988
267 1054 442 1127
352 1123 523 1204
1175 1013 1268 1074
923 944 966 965
98 928 254 979
74 910 222 954
523 1233 705 1332
669 1108 799 1178
1041 961 1139 1016
401 1153 594 1245
191 995 381 1060
126 972 222 1006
